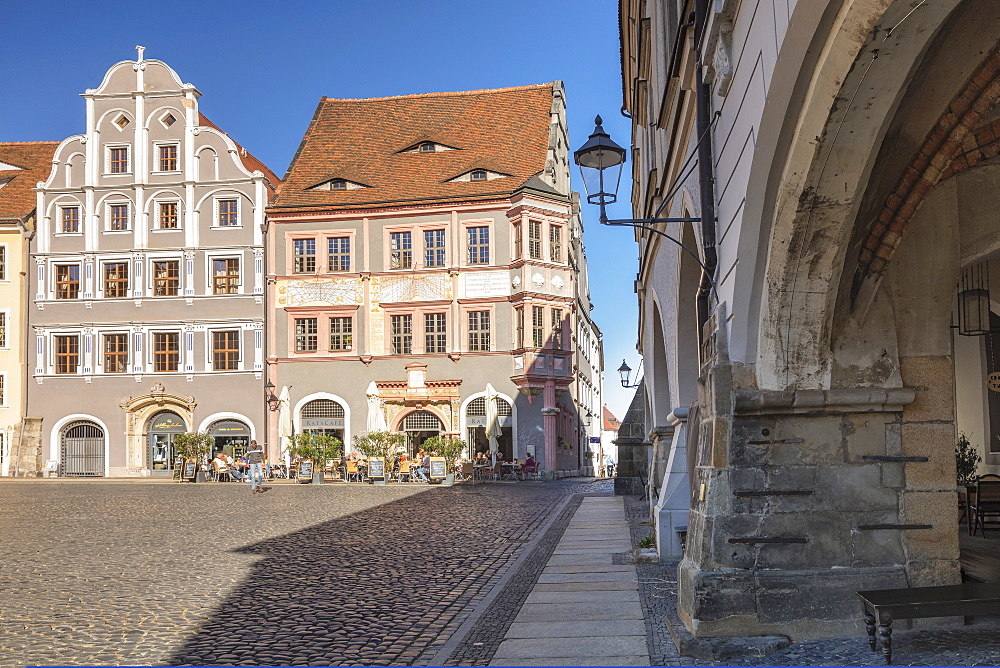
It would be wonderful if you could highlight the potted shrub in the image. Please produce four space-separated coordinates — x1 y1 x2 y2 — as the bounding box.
422 435 466 485
173 432 213 482
353 431 405 483
288 432 343 484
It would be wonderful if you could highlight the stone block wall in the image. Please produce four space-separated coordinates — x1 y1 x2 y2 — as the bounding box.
678 381 960 639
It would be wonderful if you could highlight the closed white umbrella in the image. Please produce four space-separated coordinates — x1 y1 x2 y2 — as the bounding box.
486 383 502 456
277 386 292 461
366 381 387 433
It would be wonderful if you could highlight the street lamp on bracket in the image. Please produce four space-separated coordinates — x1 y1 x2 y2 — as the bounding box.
265 380 280 412
617 359 643 389
573 115 718 300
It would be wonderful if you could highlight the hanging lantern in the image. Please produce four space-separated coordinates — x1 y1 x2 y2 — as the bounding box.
958 262 991 336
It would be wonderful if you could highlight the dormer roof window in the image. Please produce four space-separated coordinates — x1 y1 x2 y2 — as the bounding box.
399 140 457 154
447 168 509 183
309 177 368 191
419 142 436 153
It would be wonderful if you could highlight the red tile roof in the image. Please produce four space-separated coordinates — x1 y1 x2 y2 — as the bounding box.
603 405 622 432
272 84 556 211
0 142 59 221
198 113 281 193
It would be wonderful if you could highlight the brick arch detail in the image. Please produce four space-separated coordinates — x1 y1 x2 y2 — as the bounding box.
854 44 1000 296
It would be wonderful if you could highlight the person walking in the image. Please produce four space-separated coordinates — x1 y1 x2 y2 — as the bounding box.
247 440 265 494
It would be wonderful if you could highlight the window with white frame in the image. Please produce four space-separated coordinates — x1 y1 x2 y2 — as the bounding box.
549 225 563 263
152 332 180 372
390 232 413 269
390 314 412 354
328 237 351 272
467 226 489 265
423 229 446 268
157 144 179 172
107 145 130 174
293 239 316 273
157 201 179 229
102 261 129 298
211 257 240 295
216 198 239 227
294 318 318 353
329 317 353 351
528 220 542 260
211 330 240 370
60 206 80 233
0 310 6 348
107 202 130 231
151 259 180 296
54 334 80 374
424 312 447 353
102 333 129 373
468 310 490 351
55 264 80 299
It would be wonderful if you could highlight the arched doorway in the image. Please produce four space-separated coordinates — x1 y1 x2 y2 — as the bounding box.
61 421 105 476
146 411 186 476
208 419 251 458
401 410 443 456
300 399 346 443
464 397 513 459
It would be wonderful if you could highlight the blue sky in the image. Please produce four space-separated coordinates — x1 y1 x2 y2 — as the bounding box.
1 0 640 418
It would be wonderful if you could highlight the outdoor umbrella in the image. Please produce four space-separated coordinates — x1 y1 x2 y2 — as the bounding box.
486 383 502 456
277 385 292 462
366 380 388 433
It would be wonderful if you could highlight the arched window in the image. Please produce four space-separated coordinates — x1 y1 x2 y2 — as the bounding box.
467 396 512 417
301 399 345 419
403 410 442 430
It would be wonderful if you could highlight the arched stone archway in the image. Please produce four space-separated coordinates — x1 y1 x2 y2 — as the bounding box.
119 384 196 475
681 0 1000 641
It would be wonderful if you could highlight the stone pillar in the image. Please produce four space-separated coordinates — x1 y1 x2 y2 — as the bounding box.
677 385 928 640
542 380 558 477
655 407 689 560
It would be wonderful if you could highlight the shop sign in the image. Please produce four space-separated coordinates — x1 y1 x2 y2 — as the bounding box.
302 418 345 428
210 420 248 434
429 457 447 479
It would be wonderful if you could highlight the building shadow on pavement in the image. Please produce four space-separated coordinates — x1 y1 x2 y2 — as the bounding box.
167 483 563 666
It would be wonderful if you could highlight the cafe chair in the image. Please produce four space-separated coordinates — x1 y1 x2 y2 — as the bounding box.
346 460 361 483
459 462 475 484
211 460 231 482
397 460 411 483
972 474 1000 537
520 461 539 481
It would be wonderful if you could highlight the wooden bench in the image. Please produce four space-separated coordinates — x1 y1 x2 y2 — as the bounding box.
856 583 1000 664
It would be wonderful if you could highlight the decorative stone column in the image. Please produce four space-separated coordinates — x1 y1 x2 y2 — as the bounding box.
654 406 689 560
542 380 558 478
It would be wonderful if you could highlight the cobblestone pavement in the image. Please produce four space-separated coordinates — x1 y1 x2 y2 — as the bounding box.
0 477 609 667
625 495 1000 667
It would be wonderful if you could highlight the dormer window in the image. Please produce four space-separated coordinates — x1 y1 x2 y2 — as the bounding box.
420 142 437 153
308 177 367 191
447 168 508 183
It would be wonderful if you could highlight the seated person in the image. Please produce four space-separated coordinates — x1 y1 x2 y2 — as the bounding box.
211 453 235 480
412 453 430 482
221 452 244 480
522 453 537 475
